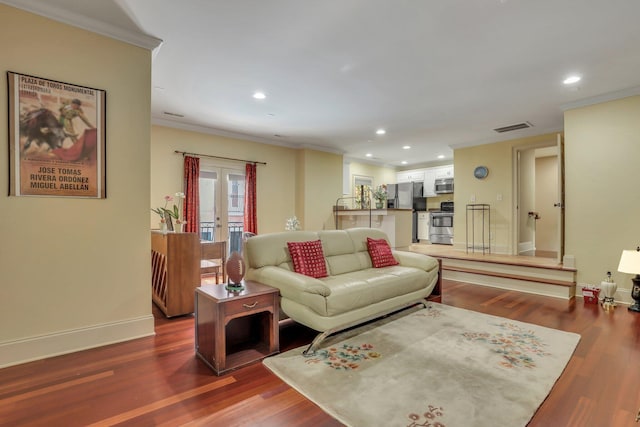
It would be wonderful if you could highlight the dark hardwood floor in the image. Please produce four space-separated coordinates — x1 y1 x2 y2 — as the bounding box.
2 280 640 426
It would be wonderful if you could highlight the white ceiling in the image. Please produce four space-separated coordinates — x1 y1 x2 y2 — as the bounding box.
5 0 640 167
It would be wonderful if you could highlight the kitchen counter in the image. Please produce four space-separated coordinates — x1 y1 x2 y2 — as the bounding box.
335 208 412 215
334 208 413 249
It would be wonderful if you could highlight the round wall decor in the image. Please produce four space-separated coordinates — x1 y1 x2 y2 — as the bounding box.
474 166 489 179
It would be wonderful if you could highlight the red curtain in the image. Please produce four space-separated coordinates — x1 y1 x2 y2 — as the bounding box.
183 156 200 233
244 163 257 234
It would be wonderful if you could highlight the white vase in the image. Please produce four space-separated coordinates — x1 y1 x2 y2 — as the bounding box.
175 221 186 233
159 221 167 234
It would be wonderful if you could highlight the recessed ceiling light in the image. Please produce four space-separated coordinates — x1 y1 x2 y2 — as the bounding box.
401 161 408 165
403 145 411 150
437 155 445 159
376 129 386 135
253 91 266 99
365 153 373 157
563 75 581 85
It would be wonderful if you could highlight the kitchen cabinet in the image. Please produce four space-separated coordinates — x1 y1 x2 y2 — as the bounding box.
396 169 425 183
396 165 453 197
417 212 430 241
434 165 454 179
423 168 437 197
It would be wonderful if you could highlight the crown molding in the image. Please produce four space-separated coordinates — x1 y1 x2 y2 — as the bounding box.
0 0 163 50
343 156 397 169
561 86 640 111
448 125 563 150
152 116 345 156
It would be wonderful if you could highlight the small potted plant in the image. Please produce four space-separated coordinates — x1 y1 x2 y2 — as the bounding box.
151 195 173 233
164 192 187 232
372 185 387 209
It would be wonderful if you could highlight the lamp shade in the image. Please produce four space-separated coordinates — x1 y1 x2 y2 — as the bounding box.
618 249 640 275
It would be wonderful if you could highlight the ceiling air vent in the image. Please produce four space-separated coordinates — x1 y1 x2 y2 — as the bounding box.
163 111 184 118
493 121 533 133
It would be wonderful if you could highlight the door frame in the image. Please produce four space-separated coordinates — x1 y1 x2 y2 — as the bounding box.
511 134 565 262
199 159 245 246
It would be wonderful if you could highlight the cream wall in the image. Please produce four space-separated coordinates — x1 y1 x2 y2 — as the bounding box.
0 6 153 367
453 133 557 253
151 125 299 234
296 149 343 230
347 161 396 199
565 96 640 292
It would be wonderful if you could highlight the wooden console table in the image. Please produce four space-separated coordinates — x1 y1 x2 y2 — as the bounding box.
195 280 280 375
151 231 200 317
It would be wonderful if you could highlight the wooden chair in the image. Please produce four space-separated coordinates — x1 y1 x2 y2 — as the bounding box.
200 240 227 284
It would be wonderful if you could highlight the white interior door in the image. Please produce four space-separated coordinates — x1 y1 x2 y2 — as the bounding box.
555 133 565 263
512 136 564 259
199 166 245 253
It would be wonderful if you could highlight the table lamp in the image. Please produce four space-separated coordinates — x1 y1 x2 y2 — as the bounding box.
617 246 640 312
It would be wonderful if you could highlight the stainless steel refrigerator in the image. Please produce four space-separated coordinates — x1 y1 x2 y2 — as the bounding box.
386 182 425 243
386 182 423 209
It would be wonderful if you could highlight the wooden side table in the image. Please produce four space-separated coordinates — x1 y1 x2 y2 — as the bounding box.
195 280 279 375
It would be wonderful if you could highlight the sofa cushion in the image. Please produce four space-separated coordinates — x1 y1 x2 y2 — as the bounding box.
318 230 362 276
287 240 328 278
245 231 320 269
367 237 399 268
319 266 435 316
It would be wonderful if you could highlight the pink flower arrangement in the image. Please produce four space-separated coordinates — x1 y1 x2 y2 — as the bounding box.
151 195 173 221
151 193 186 223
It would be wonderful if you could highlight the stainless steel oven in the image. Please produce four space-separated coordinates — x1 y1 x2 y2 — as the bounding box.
429 202 454 245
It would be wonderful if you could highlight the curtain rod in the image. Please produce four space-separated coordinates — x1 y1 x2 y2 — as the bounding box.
174 150 267 165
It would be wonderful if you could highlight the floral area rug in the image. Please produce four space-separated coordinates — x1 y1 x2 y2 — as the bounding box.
263 303 580 427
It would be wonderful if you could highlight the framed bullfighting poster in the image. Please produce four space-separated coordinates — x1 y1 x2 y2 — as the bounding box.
7 72 106 198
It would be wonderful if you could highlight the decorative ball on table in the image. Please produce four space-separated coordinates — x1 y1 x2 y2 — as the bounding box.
225 251 246 292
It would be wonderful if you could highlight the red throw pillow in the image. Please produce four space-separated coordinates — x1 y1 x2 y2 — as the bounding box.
287 240 328 278
367 237 399 268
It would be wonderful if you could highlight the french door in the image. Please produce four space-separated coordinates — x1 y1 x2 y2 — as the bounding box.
199 166 245 253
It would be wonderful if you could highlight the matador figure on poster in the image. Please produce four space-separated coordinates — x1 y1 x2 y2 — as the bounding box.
59 98 94 143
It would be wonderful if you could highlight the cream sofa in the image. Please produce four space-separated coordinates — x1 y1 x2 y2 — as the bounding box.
245 227 440 353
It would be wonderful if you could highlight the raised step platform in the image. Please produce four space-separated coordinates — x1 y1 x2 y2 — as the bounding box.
408 244 577 300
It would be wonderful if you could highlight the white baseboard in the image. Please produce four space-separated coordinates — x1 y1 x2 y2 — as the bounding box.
0 315 155 368
518 241 535 254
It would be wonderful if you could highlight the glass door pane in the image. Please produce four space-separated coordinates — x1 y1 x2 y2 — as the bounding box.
226 172 245 253
199 167 245 253
199 170 220 242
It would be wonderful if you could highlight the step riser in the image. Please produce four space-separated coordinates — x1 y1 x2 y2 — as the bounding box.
442 258 575 283
444 270 576 300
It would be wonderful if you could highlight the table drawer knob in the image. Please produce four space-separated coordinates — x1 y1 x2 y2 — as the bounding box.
242 301 258 309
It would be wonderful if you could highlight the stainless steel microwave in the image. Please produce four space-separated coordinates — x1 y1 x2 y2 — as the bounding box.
434 178 454 194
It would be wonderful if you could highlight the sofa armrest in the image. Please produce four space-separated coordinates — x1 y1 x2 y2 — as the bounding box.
246 266 331 298
392 250 439 272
